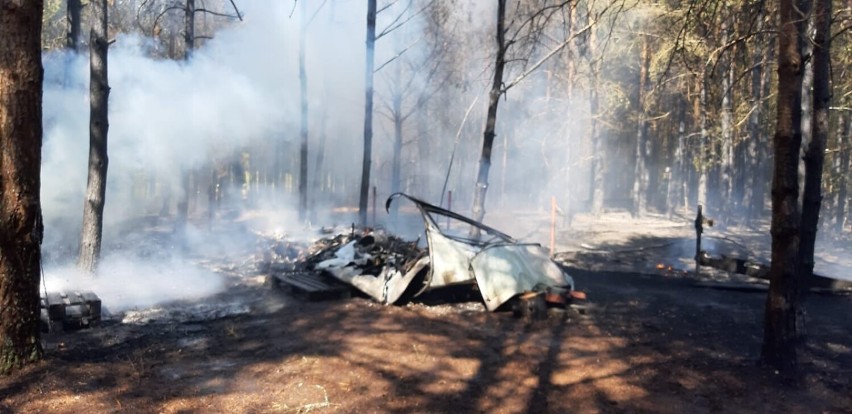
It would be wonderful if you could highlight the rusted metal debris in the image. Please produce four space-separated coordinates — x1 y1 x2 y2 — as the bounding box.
277 193 585 312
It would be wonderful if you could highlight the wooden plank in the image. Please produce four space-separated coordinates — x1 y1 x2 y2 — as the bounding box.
276 272 352 301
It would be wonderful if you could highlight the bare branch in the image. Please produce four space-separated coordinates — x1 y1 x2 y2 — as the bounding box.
307 0 329 26
373 38 420 73
378 0 400 14
502 18 596 92
377 0 434 40
195 8 241 20
227 0 243 21
152 5 185 36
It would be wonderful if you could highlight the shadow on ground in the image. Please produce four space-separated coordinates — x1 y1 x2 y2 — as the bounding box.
2 266 850 413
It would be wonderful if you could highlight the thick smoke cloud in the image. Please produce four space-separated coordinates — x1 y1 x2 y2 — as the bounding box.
39 0 600 309
40 0 368 308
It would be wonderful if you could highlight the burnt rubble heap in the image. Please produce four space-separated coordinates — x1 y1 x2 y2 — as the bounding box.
267 193 586 313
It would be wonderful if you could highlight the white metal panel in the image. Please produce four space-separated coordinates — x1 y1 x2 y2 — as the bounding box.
424 221 478 287
470 243 572 311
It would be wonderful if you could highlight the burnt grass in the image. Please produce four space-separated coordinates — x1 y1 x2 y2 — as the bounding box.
0 266 850 413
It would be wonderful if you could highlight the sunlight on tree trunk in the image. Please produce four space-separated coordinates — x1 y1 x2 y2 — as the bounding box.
762 0 810 373
78 0 110 275
470 0 507 237
798 0 831 308
298 0 309 222
359 0 377 227
0 0 45 375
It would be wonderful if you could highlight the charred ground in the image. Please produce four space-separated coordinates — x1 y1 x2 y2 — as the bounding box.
1 211 850 413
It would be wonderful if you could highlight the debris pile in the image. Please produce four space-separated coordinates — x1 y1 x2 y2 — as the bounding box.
269 193 586 314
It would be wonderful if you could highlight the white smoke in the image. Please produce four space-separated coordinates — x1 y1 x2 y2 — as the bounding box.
39 0 369 309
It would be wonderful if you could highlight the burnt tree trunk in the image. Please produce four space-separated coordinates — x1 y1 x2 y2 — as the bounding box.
78 0 110 274
470 0 506 233
0 0 45 375
799 0 831 289
358 0 377 226
66 0 82 51
184 0 195 59
761 0 809 372
632 35 650 218
298 0 308 221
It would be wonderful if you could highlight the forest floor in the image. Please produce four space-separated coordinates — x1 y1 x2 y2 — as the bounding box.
1 208 851 413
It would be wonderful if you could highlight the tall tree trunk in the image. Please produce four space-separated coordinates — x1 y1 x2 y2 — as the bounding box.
176 0 195 230
470 0 506 233
311 105 328 217
0 0 45 375
358 0 377 226
588 20 604 215
184 0 194 60
668 104 687 217
66 0 82 51
799 0 831 289
745 4 766 225
390 88 403 221
697 69 709 210
720 20 735 222
632 35 650 218
800 14 815 208
762 0 809 372
756 30 776 221
298 0 308 221
836 112 850 233
78 0 110 274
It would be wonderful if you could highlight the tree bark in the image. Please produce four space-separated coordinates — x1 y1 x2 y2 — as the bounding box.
799 0 830 291
744 4 766 225
184 0 195 60
800 14 815 208
667 107 686 217
720 19 735 221
588 18 604 215
632 35 650 218
358 0 377 226
298 0 308 221
390 80 403 221
0 0 45 375
761 0 809 372
176 0 195 231
697 69 708 210
66 0 82 51
470 0 506 233
836 113 850 233
78 0 110 274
